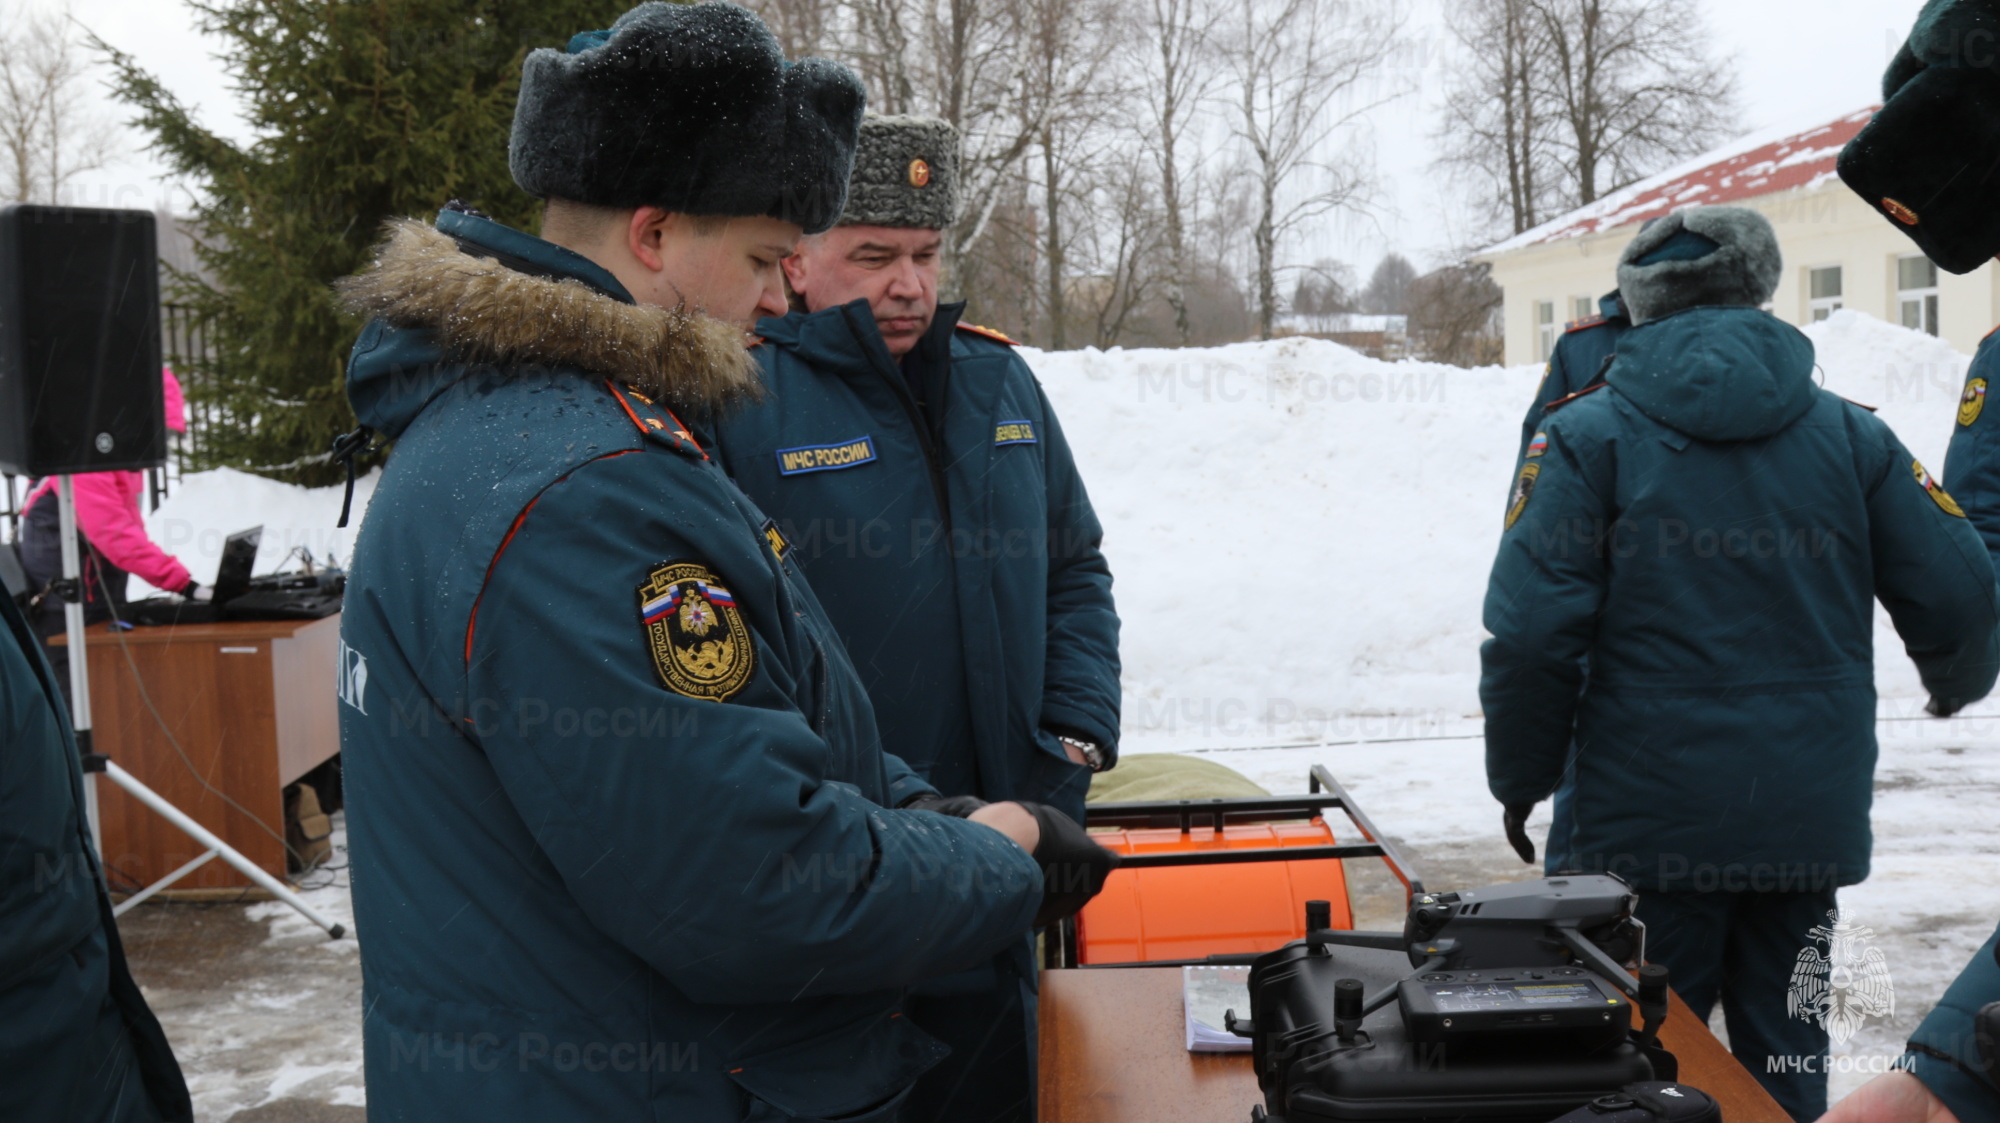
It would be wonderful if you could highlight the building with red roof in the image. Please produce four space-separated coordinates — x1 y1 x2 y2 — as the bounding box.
1477 109 2000 365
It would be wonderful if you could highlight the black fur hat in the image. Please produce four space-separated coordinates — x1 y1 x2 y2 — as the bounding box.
1838 0 2000 274
509 2 866 234
1616 207 1782 325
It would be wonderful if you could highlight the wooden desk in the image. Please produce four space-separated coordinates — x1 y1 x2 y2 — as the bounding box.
1039 967 1789 1123
56 615 342 888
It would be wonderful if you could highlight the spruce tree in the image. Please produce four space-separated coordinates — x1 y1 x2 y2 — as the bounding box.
96 1 637 484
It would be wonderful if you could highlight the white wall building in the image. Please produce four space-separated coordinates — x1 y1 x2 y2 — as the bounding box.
1477 109 2000 367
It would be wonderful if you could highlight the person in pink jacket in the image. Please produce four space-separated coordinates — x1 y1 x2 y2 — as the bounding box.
18 367 198 696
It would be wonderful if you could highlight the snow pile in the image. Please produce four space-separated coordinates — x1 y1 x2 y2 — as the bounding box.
1029 309 1976 753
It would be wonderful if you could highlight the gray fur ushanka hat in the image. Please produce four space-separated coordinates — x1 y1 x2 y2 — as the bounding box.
1616 206 1782 324
509 2 865 234
838 115 959 229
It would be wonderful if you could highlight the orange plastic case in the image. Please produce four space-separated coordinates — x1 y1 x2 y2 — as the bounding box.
1074 819 1355 964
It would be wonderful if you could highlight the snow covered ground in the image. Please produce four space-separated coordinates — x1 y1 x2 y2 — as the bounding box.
122 310 1999 1116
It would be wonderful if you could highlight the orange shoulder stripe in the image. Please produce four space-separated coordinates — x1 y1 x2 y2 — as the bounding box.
1543 382 1607 413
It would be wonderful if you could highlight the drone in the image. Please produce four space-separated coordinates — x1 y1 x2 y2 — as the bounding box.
1232 874 1680 1123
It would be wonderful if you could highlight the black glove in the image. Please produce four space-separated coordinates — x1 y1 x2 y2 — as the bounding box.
900 792 990 817
1020 802 1120 928
1502 803 1537 865
1927 695 1965 718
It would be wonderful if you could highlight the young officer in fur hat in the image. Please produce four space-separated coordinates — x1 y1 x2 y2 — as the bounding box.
708 114 1122 1123
1481 205 2000 1121
333 8 1114 1120
1827 5 2000 1121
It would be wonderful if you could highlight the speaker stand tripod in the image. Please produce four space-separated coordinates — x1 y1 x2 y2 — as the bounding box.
58 480 345 938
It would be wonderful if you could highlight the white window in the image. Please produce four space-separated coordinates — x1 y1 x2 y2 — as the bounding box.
1898 255 1940 336
1573 296 1595 324
1537 300 1556 361
1808 266 1843 322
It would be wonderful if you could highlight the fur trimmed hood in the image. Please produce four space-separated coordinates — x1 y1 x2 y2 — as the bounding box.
336 218 760 413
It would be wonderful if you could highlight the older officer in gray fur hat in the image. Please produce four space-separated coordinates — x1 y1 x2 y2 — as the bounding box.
711 114 1124 1123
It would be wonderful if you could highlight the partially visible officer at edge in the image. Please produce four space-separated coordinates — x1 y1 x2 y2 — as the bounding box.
331 5 1112 1121
1911 0 2000 571
0 567 191 1122
709 113 1121 1123
1516 289 1631 467
1823 0 2000 1120
1482 204 2000 1121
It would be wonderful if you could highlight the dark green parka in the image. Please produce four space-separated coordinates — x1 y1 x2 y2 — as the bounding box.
1903 923 2000 1120
711 302 1120 824
1484 306 2000 892
1944 331 2000 561
335 211 1043 1123
0 573 190 1122
1517 291 1630 467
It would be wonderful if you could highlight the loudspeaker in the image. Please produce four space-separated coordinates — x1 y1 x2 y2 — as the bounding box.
0 204 165 477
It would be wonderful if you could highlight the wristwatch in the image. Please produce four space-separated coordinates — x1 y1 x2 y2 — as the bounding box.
1055 733 1106 772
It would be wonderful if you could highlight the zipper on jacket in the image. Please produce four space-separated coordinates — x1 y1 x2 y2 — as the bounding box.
844 304 953 535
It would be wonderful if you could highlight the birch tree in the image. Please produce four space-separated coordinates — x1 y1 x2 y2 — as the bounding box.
1436 0 1737 238
1139 0 1223 344
1527 0 1738 205
1435 0 1552 236
1223 0 1403 340
0 9 120 205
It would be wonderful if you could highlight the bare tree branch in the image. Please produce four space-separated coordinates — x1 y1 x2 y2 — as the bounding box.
0 6 122 205
1222 0 1406 340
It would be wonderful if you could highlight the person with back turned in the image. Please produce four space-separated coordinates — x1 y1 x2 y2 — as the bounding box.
1481 204 1999 1121
330 5 1113 1119
709 114 1121 1123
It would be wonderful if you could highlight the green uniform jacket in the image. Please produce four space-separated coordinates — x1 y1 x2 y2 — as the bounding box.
0 572 190 1122
1518 292 1630 468
1944 330 2000 561
337 211 1043 1123
1484 306 1999 892
1905 924 2000 1121
711 301 1119 824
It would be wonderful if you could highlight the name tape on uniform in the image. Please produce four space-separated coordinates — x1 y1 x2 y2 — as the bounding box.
994 420 1038 446
775 436 877 476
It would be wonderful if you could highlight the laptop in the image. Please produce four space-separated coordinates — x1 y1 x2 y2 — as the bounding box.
125 526 262 626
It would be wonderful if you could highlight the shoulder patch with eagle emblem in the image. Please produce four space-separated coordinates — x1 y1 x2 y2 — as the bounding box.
1506 462 1540 530
1914 460 1966 517
638 561 755 701
1961 377 1986 427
